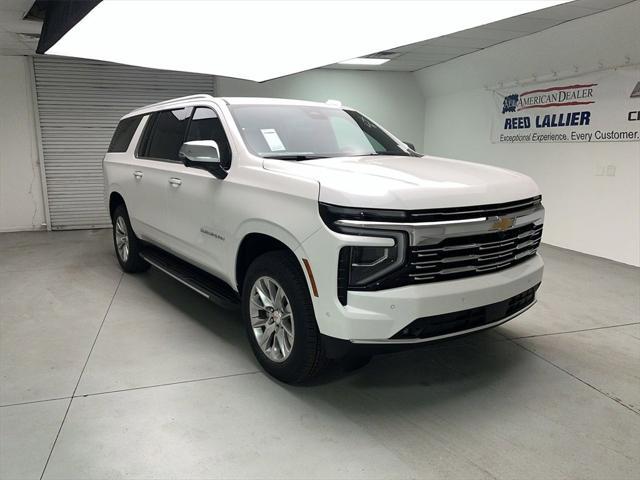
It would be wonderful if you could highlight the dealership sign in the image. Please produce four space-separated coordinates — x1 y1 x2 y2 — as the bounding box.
491 66 640 143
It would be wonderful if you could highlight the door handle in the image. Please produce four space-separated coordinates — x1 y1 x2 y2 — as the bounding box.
133 170 143 180
169 177 182 187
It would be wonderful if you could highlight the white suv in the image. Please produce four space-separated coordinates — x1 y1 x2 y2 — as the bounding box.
104 95 544 383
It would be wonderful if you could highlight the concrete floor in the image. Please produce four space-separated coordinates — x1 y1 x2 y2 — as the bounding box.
0 229 638 480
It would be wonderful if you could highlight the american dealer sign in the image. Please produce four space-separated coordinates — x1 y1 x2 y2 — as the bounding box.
491 66 640 143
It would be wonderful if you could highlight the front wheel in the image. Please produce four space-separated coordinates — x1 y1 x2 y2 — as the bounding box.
242 251 329 384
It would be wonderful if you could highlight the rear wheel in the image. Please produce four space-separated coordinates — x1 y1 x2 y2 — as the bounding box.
112 204 149 273
242 251 329 384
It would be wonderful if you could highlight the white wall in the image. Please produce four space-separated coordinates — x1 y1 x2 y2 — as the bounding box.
217 69 425 151
0 56 46 232
415 2 640 266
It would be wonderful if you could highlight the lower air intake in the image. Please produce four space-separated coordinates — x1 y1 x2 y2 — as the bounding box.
392 284 540 340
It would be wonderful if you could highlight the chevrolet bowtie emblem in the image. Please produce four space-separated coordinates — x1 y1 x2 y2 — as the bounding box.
492 216 515 231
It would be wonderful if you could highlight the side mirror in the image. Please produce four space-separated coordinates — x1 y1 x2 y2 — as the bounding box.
403 141 416 151
179 140 227 179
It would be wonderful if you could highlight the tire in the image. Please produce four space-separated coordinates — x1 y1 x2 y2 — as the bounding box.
242 251 329 384
112 204 150 273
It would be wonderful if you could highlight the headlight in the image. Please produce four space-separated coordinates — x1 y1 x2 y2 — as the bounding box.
350 245 395 285
334 227 407 305
319 203 409 304
340 230 406 287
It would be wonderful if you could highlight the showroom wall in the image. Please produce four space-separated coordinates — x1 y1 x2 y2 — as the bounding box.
0 55 46 232
416 2 640 266
217 69 425 151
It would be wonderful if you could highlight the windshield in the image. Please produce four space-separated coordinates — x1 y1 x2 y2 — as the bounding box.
228 104 418 160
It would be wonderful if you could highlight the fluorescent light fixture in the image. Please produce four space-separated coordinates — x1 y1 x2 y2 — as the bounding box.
339 58 390 66
45 0 571 82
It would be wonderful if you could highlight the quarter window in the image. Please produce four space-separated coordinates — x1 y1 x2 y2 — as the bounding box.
108 115 142 153
186 107 232 169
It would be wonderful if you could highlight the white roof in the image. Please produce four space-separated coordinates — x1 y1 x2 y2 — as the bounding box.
223 97 342 108
123 95 346 119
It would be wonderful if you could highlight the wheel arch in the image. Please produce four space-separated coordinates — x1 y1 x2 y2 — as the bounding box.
235 232 300 292
108 191 126 220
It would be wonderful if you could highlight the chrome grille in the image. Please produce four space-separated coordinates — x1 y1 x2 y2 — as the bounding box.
407 222 542 283
323 196 544 292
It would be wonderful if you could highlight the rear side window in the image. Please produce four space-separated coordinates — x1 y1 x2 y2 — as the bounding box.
142 107 192 161
108 115 142 153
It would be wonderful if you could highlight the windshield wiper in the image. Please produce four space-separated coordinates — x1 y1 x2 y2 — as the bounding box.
262 154 329 161
354 152 409 157
356 151 422 158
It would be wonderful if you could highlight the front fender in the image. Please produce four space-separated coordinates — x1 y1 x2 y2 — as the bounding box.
228 219 320 288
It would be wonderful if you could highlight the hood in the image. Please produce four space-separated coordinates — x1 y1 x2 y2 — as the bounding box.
263 155 540 210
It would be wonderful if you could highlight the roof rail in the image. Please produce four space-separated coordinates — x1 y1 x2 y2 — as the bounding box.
142 94 214 110
122 94 216 119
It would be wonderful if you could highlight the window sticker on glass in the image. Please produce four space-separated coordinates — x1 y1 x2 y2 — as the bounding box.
261 128 286 151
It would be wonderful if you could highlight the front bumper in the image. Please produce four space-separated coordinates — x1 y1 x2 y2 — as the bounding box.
298 223 544 342
355 283 538 344
344 254 543 342
319 281 539 359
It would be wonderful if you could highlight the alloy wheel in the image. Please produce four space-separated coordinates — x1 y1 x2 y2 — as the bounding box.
249 276 295 362
115 216 130 263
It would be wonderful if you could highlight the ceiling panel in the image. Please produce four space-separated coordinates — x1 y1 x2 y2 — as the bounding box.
531 4 600 20
386 60 443 68
482 16 565 33
329 63 427 72
386 62 450 70
394 53 458 63
571 0 634 9
414 35 501 49
448 27 526 42
394 43 480 56
2 0 633 73
377 64 429 71
325 0 630 73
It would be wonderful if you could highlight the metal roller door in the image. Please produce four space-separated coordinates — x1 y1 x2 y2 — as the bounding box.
33 56 216 229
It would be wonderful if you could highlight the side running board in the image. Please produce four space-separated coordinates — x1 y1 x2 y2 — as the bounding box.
140 246 240 309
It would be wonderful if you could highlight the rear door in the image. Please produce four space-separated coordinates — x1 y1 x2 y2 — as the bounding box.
130 107 192 244
104 114 145 230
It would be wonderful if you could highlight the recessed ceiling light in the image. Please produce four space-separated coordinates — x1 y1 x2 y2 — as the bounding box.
339 58 390 66
41 0 571 82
